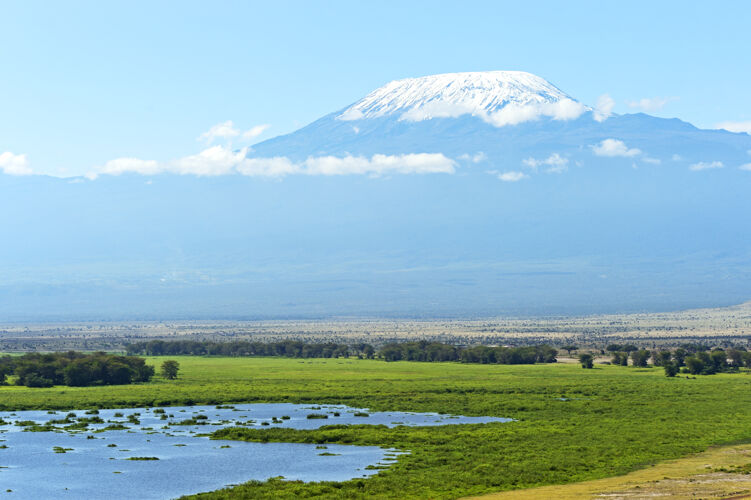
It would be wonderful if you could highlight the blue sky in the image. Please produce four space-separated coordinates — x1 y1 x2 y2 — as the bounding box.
1 0 750 176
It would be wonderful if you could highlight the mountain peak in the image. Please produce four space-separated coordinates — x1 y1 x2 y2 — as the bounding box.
337 71 580 123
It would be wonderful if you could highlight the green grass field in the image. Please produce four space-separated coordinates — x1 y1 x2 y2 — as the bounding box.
2 357 751 498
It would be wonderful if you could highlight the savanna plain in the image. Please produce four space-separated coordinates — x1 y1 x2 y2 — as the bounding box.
2 348 751 499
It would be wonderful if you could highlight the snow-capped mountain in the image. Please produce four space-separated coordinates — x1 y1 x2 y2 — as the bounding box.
1 71 750 320
336 71 584 123
249 71 750 173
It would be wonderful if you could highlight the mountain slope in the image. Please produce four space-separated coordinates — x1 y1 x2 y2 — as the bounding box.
1 71 750 320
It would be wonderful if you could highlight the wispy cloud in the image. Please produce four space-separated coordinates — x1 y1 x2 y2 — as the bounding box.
523 153 569 173
497 171 528 182
242 124 271 140
715 121 751 134
199 121 271 143
627 97 675 112
94 158 161 177
689 161 724 171
0 151 33 176
591 139 641 157
88 149 456 179
740 163 751 171
458 152 487 163
593 94 615 122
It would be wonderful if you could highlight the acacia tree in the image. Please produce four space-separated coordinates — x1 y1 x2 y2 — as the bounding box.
160 360 180 380
579 353 594 369
562 345 578 355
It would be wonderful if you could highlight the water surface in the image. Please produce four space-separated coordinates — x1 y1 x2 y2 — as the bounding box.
0 403 509 499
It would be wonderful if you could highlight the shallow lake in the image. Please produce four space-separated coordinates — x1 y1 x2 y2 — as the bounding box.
0 403 510 499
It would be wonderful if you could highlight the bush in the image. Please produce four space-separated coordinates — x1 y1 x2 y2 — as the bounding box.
578 354 594 369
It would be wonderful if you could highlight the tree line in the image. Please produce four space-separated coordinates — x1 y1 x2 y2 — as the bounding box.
125 340 375 359
379 342 558 364
125 339 557 365
575 343 751 376
0 352 154 387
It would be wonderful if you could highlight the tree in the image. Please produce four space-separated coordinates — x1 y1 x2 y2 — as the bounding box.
664 362 678 377
685 356 704 375
579 353 594 369
631 350 651 367
160 360 180 380
727 348 744 367
653 351 671 367
562 345 578 355
673 348 687 367
710 350 728 372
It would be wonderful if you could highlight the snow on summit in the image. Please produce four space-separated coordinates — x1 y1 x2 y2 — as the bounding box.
338 71 589 126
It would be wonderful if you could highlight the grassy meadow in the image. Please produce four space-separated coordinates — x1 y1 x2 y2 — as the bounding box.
2 357 751 498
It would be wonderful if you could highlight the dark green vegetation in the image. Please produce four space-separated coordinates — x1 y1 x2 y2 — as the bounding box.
0 352 154 387
605 344 751 377
126 340 370 359
126 340 557 365
578 353 594 368
378 343 557 364
160 360 180 380
1 357 751 499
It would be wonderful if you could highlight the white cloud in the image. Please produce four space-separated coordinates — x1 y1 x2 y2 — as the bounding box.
0 151 33 175
236 156 298 177
671 154 683 161
739 163 751 171
199 121 240 142
689 161 724 171
523 153 569 173
89 149 456 179
627 97 674 112
591 139 641 157
497 171 528 182
242 124 271 140
459 152 487 163
300 153 455 176
485 99 587 127
96 158 161 177
593 94 615 122
172 146 247 176
643 157 661 165
399 99 589 127
715 121 751 134
338 108 365 121
200 121 271 143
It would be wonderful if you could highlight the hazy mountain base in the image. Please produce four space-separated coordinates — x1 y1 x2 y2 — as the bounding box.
2 113 750 322
2 301 749 352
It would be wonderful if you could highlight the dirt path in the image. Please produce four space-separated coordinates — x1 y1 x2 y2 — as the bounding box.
466 443 751 500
